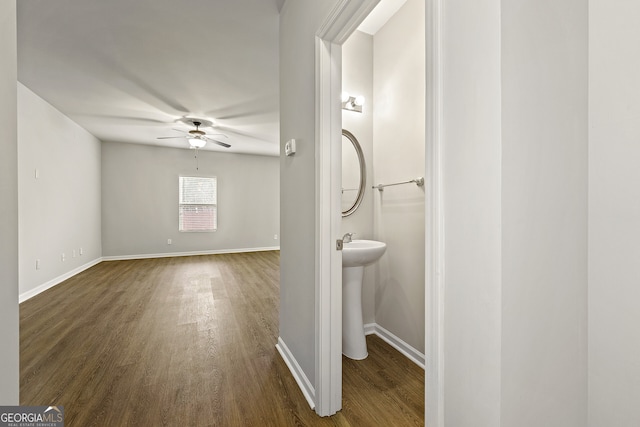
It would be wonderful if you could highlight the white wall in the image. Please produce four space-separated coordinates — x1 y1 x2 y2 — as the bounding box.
18 83 102 298
0 0 19 405
341 0 426 355
342 30 375 324
101 141 279 257
501 1 588 425
588 0 640 425
442 0 503 424
279 0 340 389
372 0 425 353
442 1 589 425
281 1 640 425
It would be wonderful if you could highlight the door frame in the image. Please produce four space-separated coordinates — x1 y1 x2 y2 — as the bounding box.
425 1 445 426
314 0 445 424
313 26 343 419
314 1 380 416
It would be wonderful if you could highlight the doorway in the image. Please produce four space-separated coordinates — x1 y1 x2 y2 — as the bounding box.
314 0 444 424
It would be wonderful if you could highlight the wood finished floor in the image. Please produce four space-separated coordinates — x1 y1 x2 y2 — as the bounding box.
20 251 424 426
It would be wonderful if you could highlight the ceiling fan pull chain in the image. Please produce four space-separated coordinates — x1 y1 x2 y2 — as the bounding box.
195 148 199 171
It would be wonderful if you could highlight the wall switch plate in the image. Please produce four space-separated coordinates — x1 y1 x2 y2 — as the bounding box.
167 238 172 245
79 247 83 255
285 139 296 156
36 259 40 270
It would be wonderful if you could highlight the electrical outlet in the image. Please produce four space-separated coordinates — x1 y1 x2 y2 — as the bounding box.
274 234 278 240
167 238 172 245
61 253 66 262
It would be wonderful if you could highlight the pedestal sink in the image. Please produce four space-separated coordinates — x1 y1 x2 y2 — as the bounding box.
342 239 386 360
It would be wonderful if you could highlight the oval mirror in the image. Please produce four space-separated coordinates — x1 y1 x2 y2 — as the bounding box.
342 129 366 217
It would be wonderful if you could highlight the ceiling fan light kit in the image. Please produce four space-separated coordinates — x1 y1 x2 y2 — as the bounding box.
157 119 231 149
188 137 207 148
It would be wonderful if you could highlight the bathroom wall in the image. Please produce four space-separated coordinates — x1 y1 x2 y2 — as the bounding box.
101 141 279 257
340 0 425 353
0 0 19 404
372 0 425 353
341 0 425 353
342 30 375 324
588 0 640 424
18 83 103 299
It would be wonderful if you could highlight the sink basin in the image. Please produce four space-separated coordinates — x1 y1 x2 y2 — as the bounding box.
342 240 387 267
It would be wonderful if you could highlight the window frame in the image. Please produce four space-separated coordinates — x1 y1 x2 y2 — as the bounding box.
178 175 218 232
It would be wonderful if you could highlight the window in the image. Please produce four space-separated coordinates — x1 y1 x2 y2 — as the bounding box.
179 176 217 232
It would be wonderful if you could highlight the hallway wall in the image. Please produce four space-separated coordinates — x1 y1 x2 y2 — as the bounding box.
442 0 502 424
0 0 19 405
588 0 640 424
501 0 588 425
279 0 341 391
18 83 102 299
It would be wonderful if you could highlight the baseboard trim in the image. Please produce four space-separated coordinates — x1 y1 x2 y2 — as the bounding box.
276 336 315 410
19 257 103 303
364 323 425 369
102 246 280 261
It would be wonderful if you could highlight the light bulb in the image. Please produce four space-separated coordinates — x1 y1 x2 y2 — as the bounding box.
341 91 350 103
354 95 365 106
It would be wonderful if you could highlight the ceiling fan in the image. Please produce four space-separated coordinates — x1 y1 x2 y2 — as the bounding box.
157 120 230 149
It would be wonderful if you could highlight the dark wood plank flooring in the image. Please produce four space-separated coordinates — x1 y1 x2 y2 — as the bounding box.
20 251 424 426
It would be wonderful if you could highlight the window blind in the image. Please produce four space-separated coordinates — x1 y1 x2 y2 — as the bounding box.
179 176 217 232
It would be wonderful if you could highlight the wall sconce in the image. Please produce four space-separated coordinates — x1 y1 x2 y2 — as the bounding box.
341 92 365 113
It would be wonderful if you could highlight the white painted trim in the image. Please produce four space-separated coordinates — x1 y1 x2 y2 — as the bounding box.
316 0 380 45
425 0 445 426
19 257 102 303
102 246 280 261
314 0 379 417
276 336 316 410
314 35 343 417
364 323 425 369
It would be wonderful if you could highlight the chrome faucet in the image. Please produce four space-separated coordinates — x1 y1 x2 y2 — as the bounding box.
342 232 355 243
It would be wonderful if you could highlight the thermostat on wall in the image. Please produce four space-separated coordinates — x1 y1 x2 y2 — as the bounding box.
285 139 296 156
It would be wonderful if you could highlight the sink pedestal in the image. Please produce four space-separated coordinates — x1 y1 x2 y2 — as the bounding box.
342 266 367 360
341 239 386 360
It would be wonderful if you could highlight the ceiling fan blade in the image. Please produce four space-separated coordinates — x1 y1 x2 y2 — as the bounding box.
204 136 231 148
205 133 229 139
157 136 186 139
172 128 190 134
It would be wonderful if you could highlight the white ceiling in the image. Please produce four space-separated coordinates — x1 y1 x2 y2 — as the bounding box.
17 0 404 157
17 0 282 156
357 0 407 35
